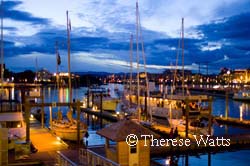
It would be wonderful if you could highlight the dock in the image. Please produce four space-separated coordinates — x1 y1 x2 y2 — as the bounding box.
8 118 68 165
30 118 68 152
81 107 118 122
214 116 250 127
57 146 172 166
144 123 250 156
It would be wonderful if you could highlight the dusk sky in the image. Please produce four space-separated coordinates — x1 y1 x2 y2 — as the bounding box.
2 0 250 74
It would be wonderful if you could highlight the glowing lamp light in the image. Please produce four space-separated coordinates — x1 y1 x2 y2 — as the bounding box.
17 124 21 128
30 114 34 118
165 157 171 165
56 136 61 141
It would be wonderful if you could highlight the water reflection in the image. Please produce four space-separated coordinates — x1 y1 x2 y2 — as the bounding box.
164 155 179 166
58 87 69 103
153 150 250 166
239 103 250 121
213 97 250 121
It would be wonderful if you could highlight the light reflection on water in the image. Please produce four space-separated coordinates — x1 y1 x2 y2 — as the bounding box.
212 96 250 121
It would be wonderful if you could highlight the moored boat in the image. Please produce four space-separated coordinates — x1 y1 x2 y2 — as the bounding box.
0 99 26 149
51 121 87 141
51 109 87 141
233 90 250 102
169 118 213 136
50 12 88 142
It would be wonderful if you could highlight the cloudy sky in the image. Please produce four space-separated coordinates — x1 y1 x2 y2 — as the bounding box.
2 0 250 74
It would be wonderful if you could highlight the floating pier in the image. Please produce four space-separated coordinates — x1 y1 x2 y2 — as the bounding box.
143 123 250 156
214 116 250 127
81 107 118 122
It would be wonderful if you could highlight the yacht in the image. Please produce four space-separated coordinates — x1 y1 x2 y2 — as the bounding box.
0 99 26 149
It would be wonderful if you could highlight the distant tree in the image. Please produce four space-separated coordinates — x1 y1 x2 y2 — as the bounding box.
79 74 102 86
4 68 14 81
14 70 35 83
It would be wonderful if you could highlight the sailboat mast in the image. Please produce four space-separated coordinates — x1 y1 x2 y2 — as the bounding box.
181 18 184 96
35 56 38 90
55 41 60 102
136 1 140 121
66 11 72 103
129 34 133 107
138 6 150 122
0 0 4 86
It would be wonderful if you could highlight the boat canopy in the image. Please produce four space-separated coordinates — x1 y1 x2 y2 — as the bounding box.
0 112 24 121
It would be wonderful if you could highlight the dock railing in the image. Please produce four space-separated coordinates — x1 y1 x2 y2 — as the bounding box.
57 151 78 166
79 148 120 166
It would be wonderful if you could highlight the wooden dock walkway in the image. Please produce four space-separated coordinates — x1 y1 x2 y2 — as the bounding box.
9 118 69 165
30 118 68 152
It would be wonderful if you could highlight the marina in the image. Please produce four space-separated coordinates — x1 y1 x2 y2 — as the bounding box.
1 84 249 165
0 0 250 165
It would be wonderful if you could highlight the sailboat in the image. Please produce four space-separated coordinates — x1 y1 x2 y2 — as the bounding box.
121 3 184 122
51 109 87 141
120 1 153 124
50 11 87 141
165 18 213 135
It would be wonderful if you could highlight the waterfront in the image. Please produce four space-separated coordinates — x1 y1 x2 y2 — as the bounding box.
1 0 250 165
38 84 250 165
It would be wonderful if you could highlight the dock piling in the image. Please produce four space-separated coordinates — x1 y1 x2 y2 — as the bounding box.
185 99 189 138
25 99 30 142
225 90 229 119
77 100 81 146
41 94 45 128
208 97 212 135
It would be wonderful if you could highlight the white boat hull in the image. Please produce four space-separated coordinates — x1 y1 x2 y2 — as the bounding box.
0 112 26 150
53 128 86 141
51 121 87 141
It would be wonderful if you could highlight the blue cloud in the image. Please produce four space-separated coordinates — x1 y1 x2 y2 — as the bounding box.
3 1 49 24
2 1 250 74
